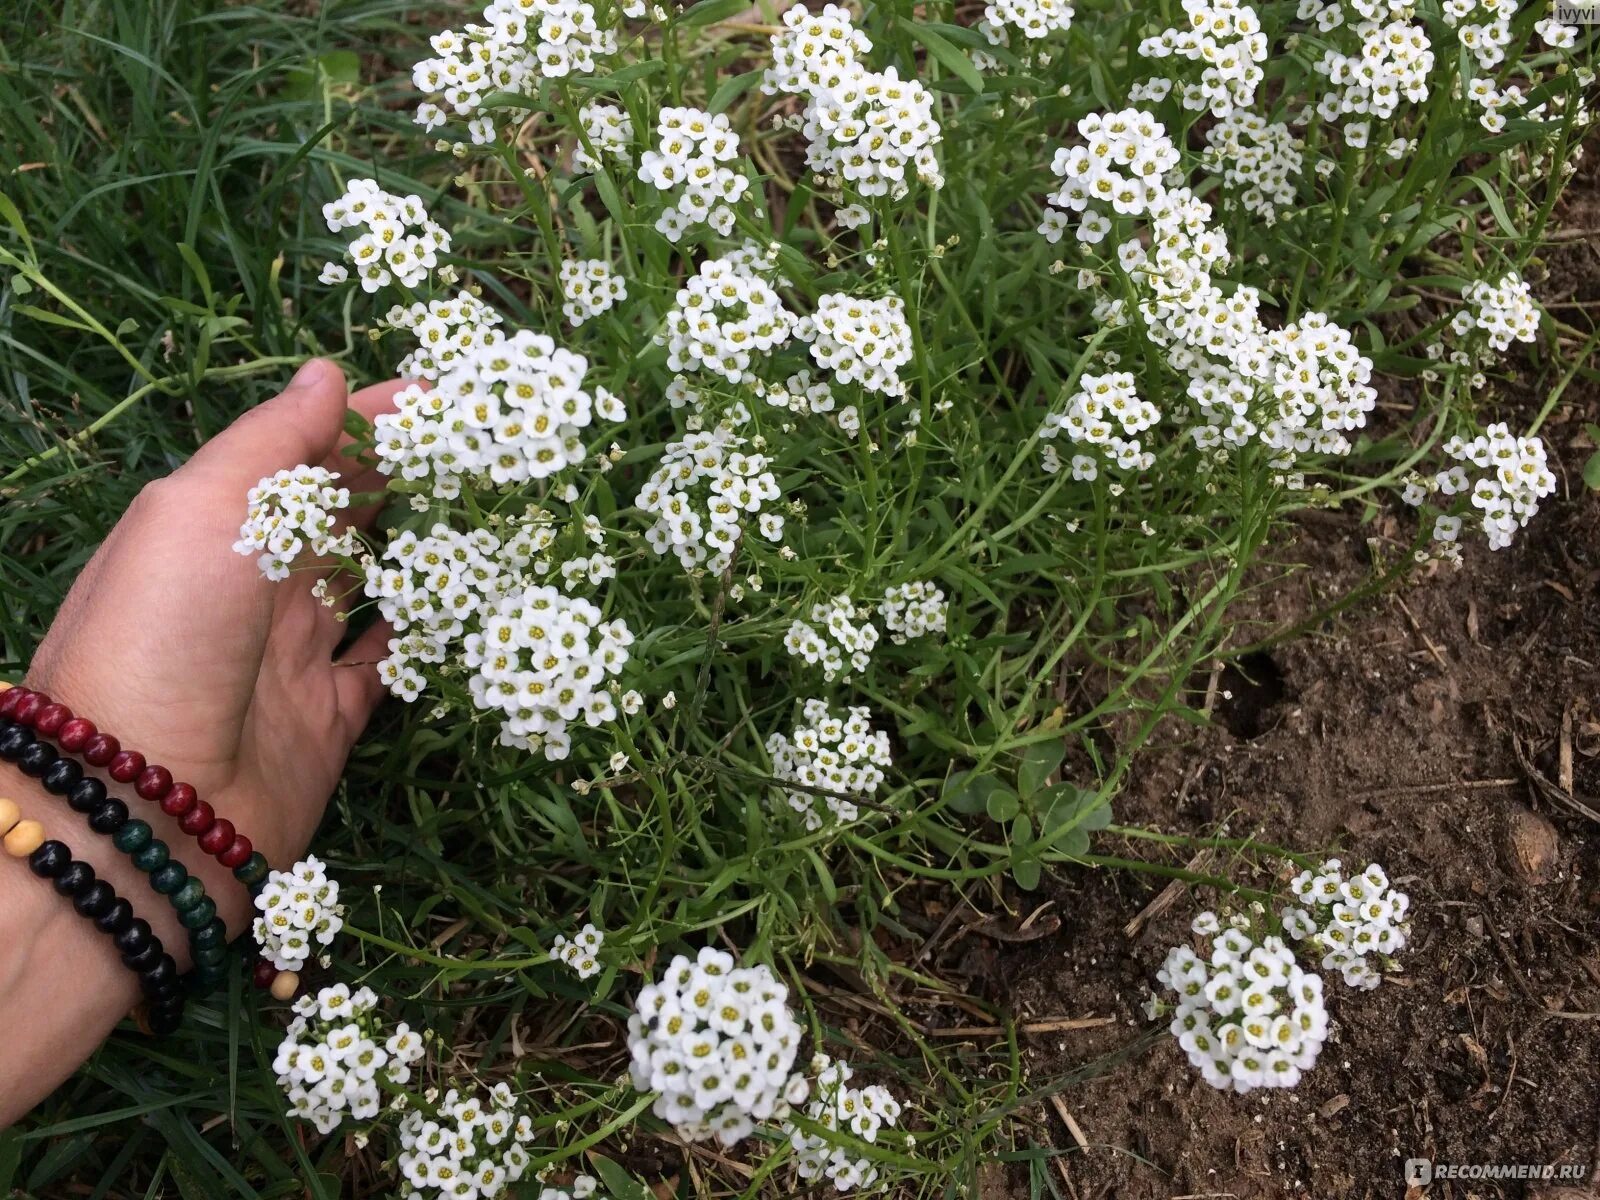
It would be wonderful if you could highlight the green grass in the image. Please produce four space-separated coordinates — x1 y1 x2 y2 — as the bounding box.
1 0 1594 1197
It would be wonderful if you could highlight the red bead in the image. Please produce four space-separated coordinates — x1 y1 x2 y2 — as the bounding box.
218 835 254 869
178 800 215 837
198 818 234 855
159 782 197 817
12 692 44 725
108 750 146 783
57 717 97 752
34 703 72 736
135 765 174 801
251 960 279 990
83 733 120 766
0 687 26 718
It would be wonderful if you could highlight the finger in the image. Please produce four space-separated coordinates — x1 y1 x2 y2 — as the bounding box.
324 378 417 532
331 619 395 742
176 358 351 497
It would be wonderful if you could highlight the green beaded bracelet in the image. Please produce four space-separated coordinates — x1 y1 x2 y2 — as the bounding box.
116 821 231 988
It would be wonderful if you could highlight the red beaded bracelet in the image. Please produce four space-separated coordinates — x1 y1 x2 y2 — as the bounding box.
0 683 296 996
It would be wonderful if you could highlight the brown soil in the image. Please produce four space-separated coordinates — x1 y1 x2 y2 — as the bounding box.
990 166 1600 1199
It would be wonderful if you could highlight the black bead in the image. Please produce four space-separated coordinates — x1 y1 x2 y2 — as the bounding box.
145 981 183 1005
122 942 163 973
114 918 153 958
53 861 95 897
148 1008 184 1037
41 757 83 795
94 898 134 935
72 880 115 919
88 799 129 834
67 778 106 814
16 741 53 777
0 724 31 759
27 841 71 879
140 956 178 995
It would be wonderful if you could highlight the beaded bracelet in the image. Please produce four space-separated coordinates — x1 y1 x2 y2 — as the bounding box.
0 716 233 993
0 685 301 999
0 801 186 1035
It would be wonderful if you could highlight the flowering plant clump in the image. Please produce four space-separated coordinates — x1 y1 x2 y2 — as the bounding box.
766 699 893 830
1284 859 1411 989
627 948 808 1146
878 580 946 643
272 985 426 1133
253 855 347 972
788 1056 904 1191
395 1083 538 1200
784 593 880 682
320 179 452 292
550 922 605 980
233 467 351 582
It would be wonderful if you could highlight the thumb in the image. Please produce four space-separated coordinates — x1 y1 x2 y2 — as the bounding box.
177 359 351 495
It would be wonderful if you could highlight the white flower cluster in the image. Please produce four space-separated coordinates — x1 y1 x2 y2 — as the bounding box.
763 368 839 416
636 425 785 572
1045 108 1182 229
560 258 627 327
253 856 346 972
381 292 504 381
1451 271 1539 352
977 0 1074 54
396 1083 538 1200
638 107 750 242
657 249 797 384
551 922 605 979
765 699 893 830
373 328 622 493
234 466 351 582
1284 860 1410 990
797 292 915 398
1535 15 1579 48
537 1177 604 1200
766 6 944 199
627 948 809 1146
574 101 633 171
1136 0 1267 118
1411 423 1556 551
788 1056 904 1191
321 179 451 292
784 594 880 682
1312 20 1433 124
1256 313 1377 463
462 583 635 758
1157 918 1328 1094
412 0 618 143
273 984 425 1134
880 580 947 643
1201 112 1302 220
1037 370 1159 479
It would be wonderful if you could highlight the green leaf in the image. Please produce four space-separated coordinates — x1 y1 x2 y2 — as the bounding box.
985 785 1020 823
1016 740 1064 796
679 0 750 26
589 1155 655 1200
1011 857 1042 891
1584 449 1600 491
904 23 986 96
709 68 764 114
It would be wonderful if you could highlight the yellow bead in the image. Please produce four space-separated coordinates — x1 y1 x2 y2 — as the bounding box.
0 798 19 838
3 820 45 858
0 681 12 694
269 971 301 1002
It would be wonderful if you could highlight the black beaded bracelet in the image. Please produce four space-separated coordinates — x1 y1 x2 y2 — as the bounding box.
0 718 230 993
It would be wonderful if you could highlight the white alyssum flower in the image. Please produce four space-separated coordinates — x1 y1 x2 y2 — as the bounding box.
638 107 751 242
551 922 605 979
372 328 617 493
396 1082 540 1200
321 178 452 293
1156 919 1329 1094
234 466 351 582
273 985 424 1134
560 258 627 327
1535 16 1578 48
1201 111 1303 220
1284 859 1410 989
1137 0 1267 118
1406 422 1557 552
1312 19 1433 124
1450 271 1540 353
254 856 346 972
763 3 872 97
766 699 893 830
381 291 505 381
783 593 880 681
635 424 784 572
627 948 809 1146
764 368 838 416
977 0 1074 55
574 101 634 171
880 580 947 643
797 292 915 398
537 1177 605 1200
787 1056 904 1191
657 247 798 385
1037 371 1160 475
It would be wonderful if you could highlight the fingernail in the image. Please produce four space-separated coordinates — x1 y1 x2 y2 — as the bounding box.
287 358 334 390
